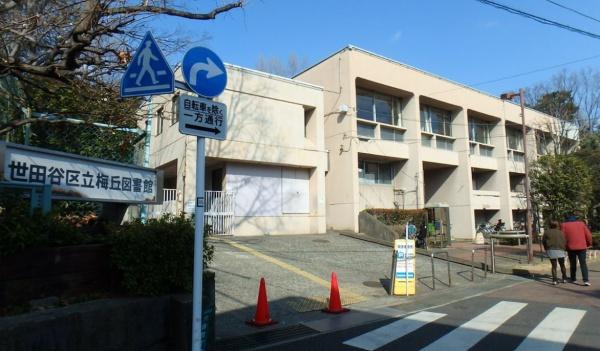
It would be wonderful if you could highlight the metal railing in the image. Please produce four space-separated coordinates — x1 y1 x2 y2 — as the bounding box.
471 247 490 279
429 251 452 290
204 190 235 236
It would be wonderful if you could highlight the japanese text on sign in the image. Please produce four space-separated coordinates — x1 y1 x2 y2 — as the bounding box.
1 142 160 203
178 95 227 140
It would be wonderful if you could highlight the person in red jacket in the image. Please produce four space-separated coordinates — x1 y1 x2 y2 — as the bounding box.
561 215 593 286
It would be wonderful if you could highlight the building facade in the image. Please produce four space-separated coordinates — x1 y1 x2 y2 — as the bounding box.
147 64 327 236
146 46 576 239
296 46 577 240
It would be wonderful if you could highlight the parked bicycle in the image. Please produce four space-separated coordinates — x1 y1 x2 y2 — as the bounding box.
476 223 497 238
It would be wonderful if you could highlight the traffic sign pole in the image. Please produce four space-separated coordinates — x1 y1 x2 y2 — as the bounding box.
192 136 206 351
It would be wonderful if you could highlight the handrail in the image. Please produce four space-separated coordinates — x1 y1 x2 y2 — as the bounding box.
430 250 451 290
471 247 490 279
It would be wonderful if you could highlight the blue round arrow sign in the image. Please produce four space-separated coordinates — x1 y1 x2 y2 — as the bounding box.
182 47 227 98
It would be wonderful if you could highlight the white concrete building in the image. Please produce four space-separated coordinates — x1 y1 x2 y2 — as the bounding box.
146 46 576 240
296 46 577 240
146 64 327 236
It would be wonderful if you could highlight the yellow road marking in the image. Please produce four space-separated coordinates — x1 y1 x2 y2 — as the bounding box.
218 238 366 301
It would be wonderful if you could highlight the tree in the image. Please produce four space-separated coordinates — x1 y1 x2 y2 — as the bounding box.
575 132 600 229
528 69 600 133
256 53 308 78
533 90 578 122
1 0 243 82
529 89 579 155
530 154 592 223
0 0 244 137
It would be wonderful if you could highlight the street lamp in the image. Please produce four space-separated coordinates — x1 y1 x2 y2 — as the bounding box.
500 88 534 264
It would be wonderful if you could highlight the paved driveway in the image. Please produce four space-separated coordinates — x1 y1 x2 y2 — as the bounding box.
209 233 508 340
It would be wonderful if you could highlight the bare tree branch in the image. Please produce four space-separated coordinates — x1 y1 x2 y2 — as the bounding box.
104 1 244 20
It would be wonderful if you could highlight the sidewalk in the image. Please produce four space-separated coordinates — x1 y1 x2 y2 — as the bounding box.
339 231 600 276
208 233 518 349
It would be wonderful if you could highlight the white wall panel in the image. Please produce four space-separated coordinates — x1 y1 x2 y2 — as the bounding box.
227 163 281 216
282 168 310 213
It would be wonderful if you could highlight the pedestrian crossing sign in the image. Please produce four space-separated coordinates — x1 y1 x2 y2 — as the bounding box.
120 31 174 97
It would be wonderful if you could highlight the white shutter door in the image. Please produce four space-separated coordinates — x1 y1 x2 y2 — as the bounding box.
227 164 282 216
282 168 309 214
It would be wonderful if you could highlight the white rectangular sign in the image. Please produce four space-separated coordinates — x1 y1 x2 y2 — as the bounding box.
178 94 227 140
0 142 161 203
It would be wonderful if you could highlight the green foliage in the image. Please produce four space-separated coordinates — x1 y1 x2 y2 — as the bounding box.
0 190 92 257
592 232 600 249
530 154 593 223
576 133 600 230
365 209 428 227
533 90 578 121
4 78 142 163
109 214 214 296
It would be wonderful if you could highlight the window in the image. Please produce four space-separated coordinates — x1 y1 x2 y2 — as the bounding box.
156 107 164 135
357 89 402 126
480 145 493 157
510 174 525 192
421 134 433 147
381 127 404 142
469 118 491 144
171 94 179 125
506 128 523 151
358 160 392 184
304 107 315 139
436 136 454 151
469 143 477 155
357 122 376 139
536 133 550 155
420 105 452 136
512 152 525 163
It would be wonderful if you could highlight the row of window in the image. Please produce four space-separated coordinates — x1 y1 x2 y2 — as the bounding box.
357 89 533 155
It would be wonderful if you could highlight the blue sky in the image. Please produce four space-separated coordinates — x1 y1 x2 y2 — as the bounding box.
151 0 600 96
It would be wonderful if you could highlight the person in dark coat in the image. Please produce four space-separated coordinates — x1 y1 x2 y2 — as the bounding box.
542 221 567 285
561 215 593 286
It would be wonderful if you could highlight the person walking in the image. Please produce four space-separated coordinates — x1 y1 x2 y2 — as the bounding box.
561 215 593 286
542 221 567 285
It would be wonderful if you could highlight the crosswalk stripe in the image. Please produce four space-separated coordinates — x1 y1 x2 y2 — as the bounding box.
420 301 527 351
515 307 586 351
343 311 447 351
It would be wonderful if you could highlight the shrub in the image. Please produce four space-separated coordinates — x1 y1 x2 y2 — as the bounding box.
365 209 428 227
593 232 600 249
0 190 90 257
109 214 214 296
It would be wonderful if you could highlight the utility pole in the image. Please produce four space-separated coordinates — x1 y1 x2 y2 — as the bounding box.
501 89 534 263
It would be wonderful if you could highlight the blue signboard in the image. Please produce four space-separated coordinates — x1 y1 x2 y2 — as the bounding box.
120 32 174 97
181 47 227 98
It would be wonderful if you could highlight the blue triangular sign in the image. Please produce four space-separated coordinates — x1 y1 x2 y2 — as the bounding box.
120 32 174 97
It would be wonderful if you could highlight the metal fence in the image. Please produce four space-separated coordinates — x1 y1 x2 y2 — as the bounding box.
204 190 235 236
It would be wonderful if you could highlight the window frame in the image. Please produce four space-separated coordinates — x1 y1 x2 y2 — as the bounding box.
356 88 402 127
468 118 492 145
420 105 452 137
506 128 523 151
358 160 393 185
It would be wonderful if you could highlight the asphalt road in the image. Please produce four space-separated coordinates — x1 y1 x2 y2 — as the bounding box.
256 264 600 351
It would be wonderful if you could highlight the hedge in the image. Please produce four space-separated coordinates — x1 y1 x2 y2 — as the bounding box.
364 208 428 227
109 214 214 296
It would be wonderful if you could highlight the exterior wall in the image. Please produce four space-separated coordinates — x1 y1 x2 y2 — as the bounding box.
295 50 357 231
297 46 577 240
147 65 326 235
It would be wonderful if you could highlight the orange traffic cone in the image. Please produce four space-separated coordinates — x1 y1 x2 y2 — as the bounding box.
246 277 277 326
322 272 349 314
